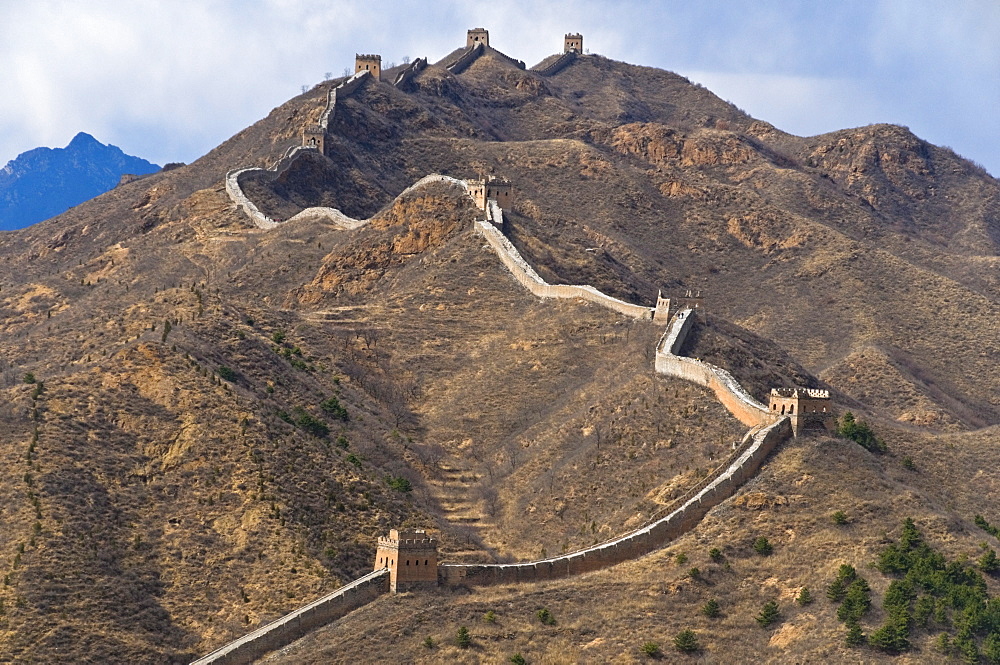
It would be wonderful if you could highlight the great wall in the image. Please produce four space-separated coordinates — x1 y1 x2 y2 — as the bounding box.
198 29 832 665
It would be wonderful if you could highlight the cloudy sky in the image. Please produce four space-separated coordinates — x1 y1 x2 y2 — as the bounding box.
1 0 998 175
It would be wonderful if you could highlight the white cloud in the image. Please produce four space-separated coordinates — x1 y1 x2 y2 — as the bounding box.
683 71 890 138
0 0 996 175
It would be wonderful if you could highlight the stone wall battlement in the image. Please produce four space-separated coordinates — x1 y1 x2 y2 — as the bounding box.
447 41 485 74
771 387 830 399
379 537 437 546
532 51 577 77
191 568 389 665
474 220 655 320
205 79 799 657
225 70 372 229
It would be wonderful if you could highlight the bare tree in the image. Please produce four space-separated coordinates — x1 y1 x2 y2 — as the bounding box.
301 84 309 94
402 55 411 64
477 483 500 518
419 442 446 470
470 445 497 482
324 71 333 80
505 441 523 473
342 66 352 77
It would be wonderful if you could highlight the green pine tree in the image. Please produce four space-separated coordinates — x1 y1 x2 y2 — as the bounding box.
756 601 781 628
456 626 471 649
673 630 699 653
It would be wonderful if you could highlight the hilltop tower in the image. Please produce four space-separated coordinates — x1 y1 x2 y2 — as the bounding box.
768 388 834 436
355 53 381 81
374 528 438 593
564 33 583 53
653 290 672 324
301 125 325 153
654 290 703 324
468 175 513 212
467 28 489 47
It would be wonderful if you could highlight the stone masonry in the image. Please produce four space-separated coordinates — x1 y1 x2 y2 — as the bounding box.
355 53 381 80
467 27 489 47
301 125 325 153
768 388 834 436
468 175 513 212
374 529 438 592
564 33 583 53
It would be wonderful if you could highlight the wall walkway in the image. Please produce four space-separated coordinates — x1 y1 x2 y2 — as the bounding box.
191 569 389 665
200 65 796 659
474 220 655 319
531 51 577 76
439 417 790 586
225 70 372 229
393 57 427 89
446 42 484 74
654 310 778 428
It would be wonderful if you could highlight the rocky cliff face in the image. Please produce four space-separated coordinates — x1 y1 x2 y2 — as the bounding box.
0 132 159 230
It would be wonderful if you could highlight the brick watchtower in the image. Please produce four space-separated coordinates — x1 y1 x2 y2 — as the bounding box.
301 125 325 153
768 388 834 436
467 28 489 47
564 33 583 53
468 175 513 211
355 54 381 81
374 528 438 592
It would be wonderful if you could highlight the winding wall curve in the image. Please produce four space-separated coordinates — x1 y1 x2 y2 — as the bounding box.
439 417 790 585
474 220 654 319
225 70 372 230
654 310 778 428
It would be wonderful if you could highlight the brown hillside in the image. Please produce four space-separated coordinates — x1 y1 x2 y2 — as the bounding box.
0 37 997 663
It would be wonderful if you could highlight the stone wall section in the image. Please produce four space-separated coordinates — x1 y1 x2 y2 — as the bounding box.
487 46 527 70
320 70 371 131
439 417 790 587
446 42 484 74
225 71 372 229
474 220 654 320
654 309 778 428
532 51 577 77
393 57 427 89
191 568 389 665
284 174 467 230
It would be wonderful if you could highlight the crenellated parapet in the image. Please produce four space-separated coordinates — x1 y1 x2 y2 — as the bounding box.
467 27 489 47
354 53 381 80
374 528 438 593
768 387 834 436
468 175 513 213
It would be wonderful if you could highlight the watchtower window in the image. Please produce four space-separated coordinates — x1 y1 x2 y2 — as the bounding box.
780 405 785 414
789 405 794 414
406 560 410 566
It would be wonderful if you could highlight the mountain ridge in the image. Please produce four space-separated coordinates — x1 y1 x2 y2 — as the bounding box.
0 131 160 231
0 37 997 663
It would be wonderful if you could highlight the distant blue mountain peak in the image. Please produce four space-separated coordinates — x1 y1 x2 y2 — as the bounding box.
0 133 160 231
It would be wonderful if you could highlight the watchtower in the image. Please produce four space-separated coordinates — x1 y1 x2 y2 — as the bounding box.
652 291 672 324
468 175 513 212
564 33 583 53
654 289 702 324
355 53 381 81
769 388 834 436
374 528 438 593
467 28 489 47
301 125 325 154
